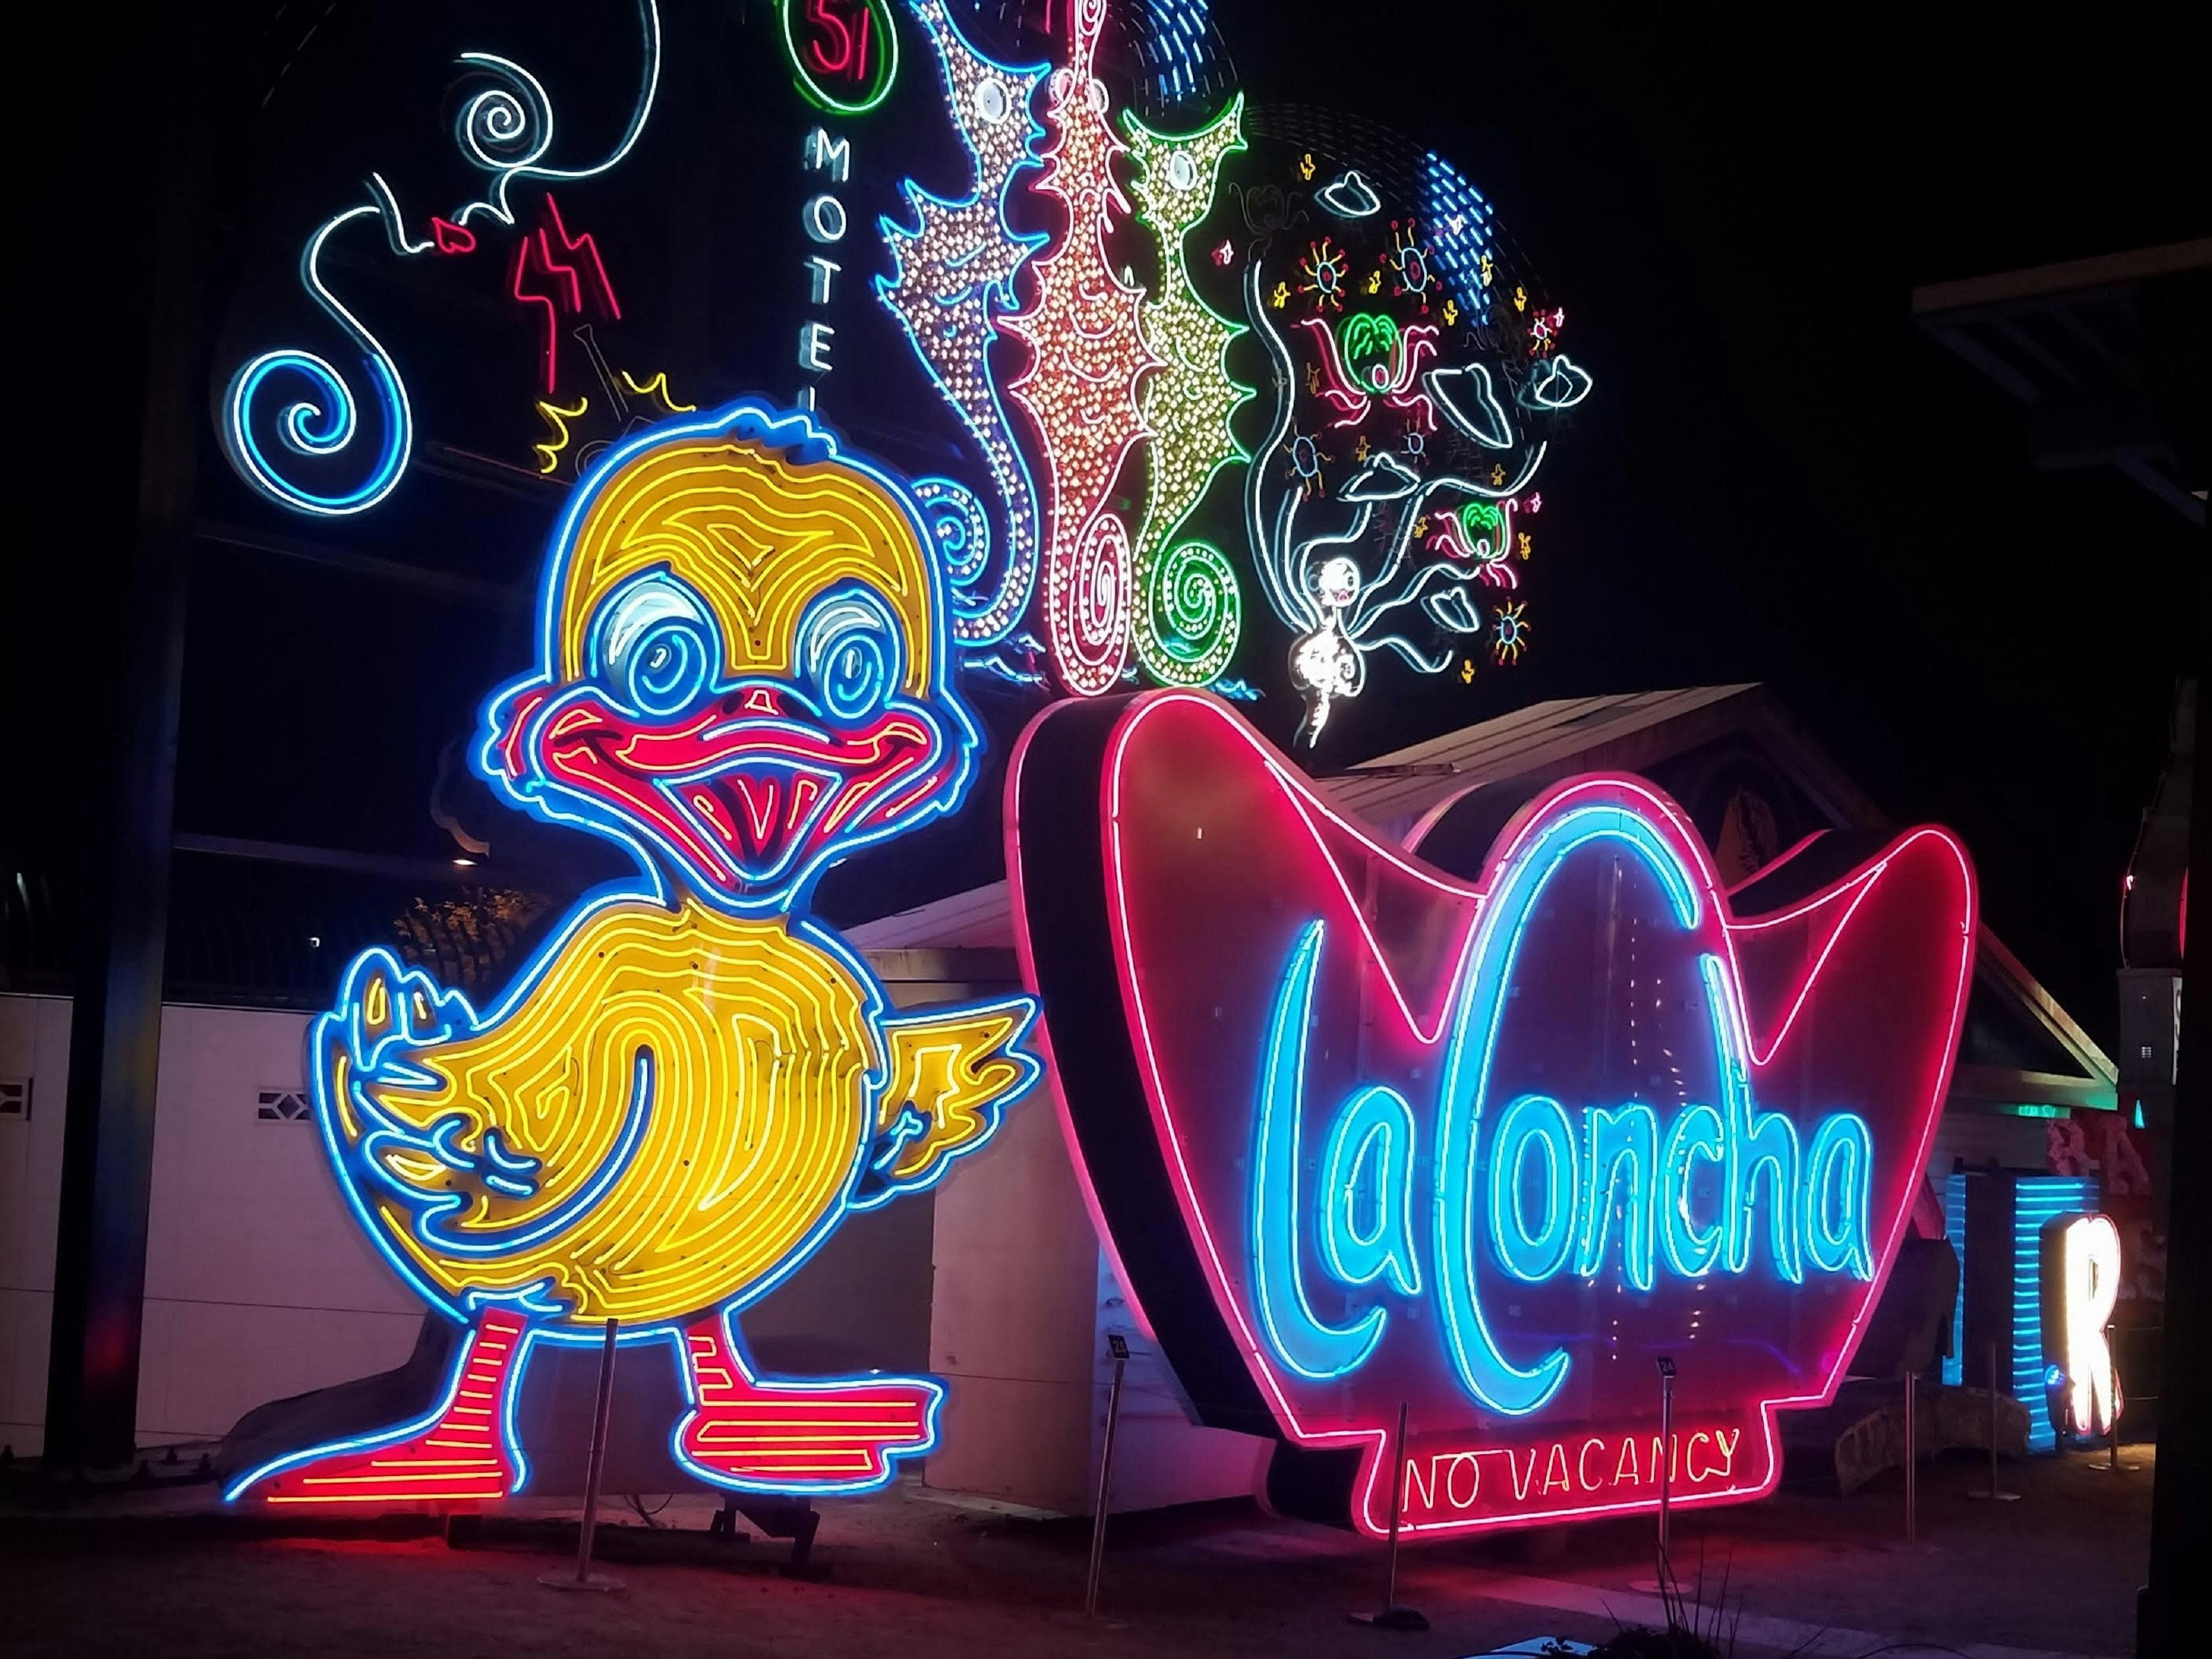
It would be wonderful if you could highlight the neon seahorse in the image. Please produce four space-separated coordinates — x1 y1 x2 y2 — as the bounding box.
1123 93 1251 687
876 0 1051 648
1000 0 1163 695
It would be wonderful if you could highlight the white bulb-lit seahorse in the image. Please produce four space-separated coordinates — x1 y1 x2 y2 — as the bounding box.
1001 0 1164 695
876 0 1050 649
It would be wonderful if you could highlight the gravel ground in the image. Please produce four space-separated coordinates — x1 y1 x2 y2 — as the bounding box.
1 1444 2148 1658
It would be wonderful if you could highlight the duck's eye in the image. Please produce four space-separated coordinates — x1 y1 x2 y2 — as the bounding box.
798 586 904 725
597 574 715 717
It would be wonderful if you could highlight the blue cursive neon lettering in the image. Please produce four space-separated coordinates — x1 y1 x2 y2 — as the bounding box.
1246 812 1878 1412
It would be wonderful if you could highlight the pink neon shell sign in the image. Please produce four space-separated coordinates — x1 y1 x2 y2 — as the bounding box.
1008 691 1974 1536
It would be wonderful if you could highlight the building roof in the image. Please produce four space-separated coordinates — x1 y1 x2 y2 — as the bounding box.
845 684 2117 1112
1911 237 2211 527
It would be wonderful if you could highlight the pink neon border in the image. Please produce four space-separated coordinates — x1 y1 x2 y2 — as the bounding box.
1020 690 1977 1538
1003 704 1161 1342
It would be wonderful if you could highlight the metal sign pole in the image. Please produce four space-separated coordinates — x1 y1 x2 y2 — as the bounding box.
1349 1402 1427 1631
543 1317 624 1591
1904 1370 1918 1544
1968 1339 2019 1502
1656 1357 1677 1567
1384 1400 1407 1611
2099 1323 2137 1473
1084 1335 1128 1618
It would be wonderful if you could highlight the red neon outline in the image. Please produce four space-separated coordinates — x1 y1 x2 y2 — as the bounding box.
1019 690 1976 1538
430 217 477 255
510 195 623 393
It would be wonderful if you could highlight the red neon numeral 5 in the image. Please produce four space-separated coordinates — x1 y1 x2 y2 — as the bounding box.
803 0 872 79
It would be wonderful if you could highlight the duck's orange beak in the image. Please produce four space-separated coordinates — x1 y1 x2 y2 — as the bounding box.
488 680 963 906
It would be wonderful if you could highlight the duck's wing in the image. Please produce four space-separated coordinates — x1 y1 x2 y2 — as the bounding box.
855 995 1041 1207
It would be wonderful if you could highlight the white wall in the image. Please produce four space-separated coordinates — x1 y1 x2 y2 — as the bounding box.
0 994 422 1456
0 986 972 1464
0 994 70 1455
6 983 1264 1513
923 1071 1268 1517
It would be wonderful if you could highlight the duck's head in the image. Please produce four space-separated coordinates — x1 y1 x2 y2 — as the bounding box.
478 402 981 912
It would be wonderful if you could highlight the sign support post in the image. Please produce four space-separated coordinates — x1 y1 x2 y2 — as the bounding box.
1969 1340 2020 1502
2098 1323 2137 1473
1657 1357 1677 1566
1084 1335 1128 1618
1348 1401 1430 1631
1904 1369 1918 1544
543 1318 624 1593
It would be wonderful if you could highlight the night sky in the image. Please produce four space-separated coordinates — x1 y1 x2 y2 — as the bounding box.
9 2 2205 1048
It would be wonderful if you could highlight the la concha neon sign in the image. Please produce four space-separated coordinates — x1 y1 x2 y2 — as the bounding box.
227 403 1039 1505
1009 691 1975 1536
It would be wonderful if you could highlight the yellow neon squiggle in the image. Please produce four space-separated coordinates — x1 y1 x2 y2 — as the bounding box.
533 395 590 474
619 368 696 412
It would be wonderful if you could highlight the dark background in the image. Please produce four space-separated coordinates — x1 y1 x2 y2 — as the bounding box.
6 2 2203 1048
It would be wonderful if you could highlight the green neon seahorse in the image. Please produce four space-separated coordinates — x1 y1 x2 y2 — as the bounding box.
1123 94 1253 687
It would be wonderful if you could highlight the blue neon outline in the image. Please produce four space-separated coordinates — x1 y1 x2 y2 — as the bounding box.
1703 953 1803 1283
1577 1103 1658 1291
1251 921 1385 1379
219 208 413 517
1942 1172 1968 1386
1801 1113 1874 1279
849 991 1044 1211
1434 806 1696 1416
1658 1102 1726 1277
474 399 984 919
1487 1094 1579 1281
667 1303 948 1497
222 1315 524 1501
797 582 906 724
877 0 1050 646
1317 1085 1421 1297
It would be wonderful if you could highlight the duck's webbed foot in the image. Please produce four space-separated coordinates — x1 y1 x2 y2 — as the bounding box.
225 1312 528 1505
674 1311 939 1494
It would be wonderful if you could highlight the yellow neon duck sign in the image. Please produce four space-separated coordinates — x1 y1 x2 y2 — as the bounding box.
229 402 1036 1505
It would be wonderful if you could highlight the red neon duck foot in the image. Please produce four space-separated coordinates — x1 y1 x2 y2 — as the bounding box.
228 1312 527 1506
677 1316 940 1491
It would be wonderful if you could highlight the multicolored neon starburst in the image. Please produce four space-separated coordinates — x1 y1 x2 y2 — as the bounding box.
1298 236 1350 312
1001 0 1164 694
1123 94 1251 687
1492 598 1531 664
